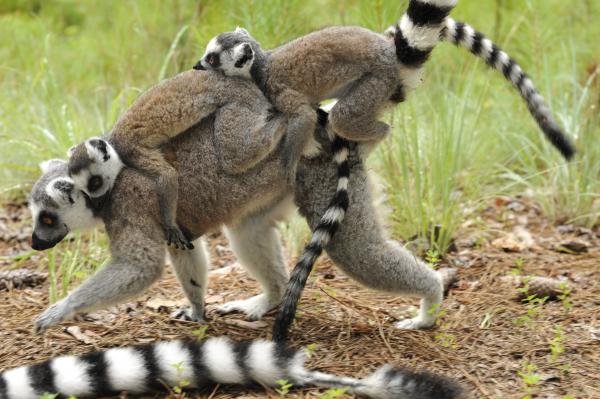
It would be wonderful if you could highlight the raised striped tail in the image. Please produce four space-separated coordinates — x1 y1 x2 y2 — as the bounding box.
442 18 575 160
272 112 351 343
394 0 458 68
0 337 463 399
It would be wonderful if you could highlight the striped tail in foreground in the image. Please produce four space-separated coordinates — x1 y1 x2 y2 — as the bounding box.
442 17 575 159
273 109 352 343
0 337 463 399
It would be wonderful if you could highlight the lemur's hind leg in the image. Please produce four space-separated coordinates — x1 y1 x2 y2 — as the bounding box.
296 147 443 330
329 70 398 142
168 238 209 322
123 146 193 250
273 88 319 182
219 197 292 321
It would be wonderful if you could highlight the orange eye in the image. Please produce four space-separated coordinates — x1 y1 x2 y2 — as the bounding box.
42 216 54 226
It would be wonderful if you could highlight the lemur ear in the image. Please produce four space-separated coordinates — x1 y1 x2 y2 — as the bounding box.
235 27 250 36
39 159 67 174
47 178 76 205
84 137 111 163
67 145 78 158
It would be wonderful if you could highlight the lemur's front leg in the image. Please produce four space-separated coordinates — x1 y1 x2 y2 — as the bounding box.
34 228 165 333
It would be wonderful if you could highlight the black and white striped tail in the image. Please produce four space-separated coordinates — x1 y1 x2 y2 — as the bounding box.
0 337 462 399
273 109 351 343
442 18 575 159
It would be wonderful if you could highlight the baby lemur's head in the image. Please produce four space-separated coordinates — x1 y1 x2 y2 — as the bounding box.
68 137 123 199
193 27 261 78
29 159 100 250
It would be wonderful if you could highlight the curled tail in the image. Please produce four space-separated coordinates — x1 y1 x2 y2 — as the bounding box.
442 18 575 159
273 109 351 342
0 337 462 399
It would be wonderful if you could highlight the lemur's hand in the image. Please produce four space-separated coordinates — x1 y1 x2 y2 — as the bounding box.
165 225 194 250
34 299 73 334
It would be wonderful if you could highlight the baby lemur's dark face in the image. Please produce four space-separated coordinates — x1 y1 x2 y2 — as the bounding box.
194 28 256 78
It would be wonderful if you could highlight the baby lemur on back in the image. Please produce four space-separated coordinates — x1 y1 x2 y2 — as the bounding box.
68 70 289 250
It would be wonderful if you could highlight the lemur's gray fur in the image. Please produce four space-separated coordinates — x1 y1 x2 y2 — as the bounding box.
0 337 463 399
65 70 289 251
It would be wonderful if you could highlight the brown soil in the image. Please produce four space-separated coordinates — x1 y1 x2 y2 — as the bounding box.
1 199 599 398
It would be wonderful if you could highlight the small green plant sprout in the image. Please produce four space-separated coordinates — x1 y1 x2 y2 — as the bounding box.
425 248 441 269
434 331 457 349
275 379 294 396
191 325 209 341
304 343 317 359
557 281 573 311
517 361 541 399
510 257 525 275
318 387 349 399
39 393 59 399
515 294 548 328
549 325 565 363
170 361 191 394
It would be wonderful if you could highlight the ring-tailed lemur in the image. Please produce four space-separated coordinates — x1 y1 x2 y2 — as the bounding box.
0 337 462 399
67 70 290 251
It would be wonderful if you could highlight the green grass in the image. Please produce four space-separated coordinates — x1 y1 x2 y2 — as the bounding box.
0 0 598 256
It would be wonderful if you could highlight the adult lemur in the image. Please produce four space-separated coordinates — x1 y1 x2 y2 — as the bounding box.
195 1 575 341
67 70 289 250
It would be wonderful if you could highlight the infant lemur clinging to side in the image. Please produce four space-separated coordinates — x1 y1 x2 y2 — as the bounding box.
67 71 289 250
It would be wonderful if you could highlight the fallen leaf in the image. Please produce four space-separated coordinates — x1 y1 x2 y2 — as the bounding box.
221 319 268 330
554 240 589 254
65 326 95 344
145 297 184 311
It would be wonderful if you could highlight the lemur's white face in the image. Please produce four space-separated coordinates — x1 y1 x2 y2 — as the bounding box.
194 28 255 78
29 159 100 250
68 137 123 199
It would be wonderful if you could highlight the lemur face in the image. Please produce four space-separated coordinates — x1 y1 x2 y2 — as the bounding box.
194 27 256 78
29 159 100 250
68 137 123 199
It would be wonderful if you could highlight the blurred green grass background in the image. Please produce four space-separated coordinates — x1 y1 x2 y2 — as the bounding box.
0 0 598 257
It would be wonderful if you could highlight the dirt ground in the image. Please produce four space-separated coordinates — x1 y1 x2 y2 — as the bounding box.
1 198 599 399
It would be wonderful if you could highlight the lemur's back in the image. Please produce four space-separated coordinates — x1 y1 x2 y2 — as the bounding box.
268 26 396 101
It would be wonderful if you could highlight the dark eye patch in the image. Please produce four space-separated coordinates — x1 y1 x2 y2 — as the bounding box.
39 211 57 227
205 52 221 67
88 175 103 193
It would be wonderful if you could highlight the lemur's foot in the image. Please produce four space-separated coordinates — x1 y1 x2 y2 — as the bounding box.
34 299 73 334
165 226 194 250
216 294 278 321
394 315 436 330
171 306 204 322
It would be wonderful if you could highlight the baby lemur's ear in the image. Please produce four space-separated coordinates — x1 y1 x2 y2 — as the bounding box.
39 159 66 174
235 27 250 36
84 137 111 163
233 42 254 68
67 145 78 158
